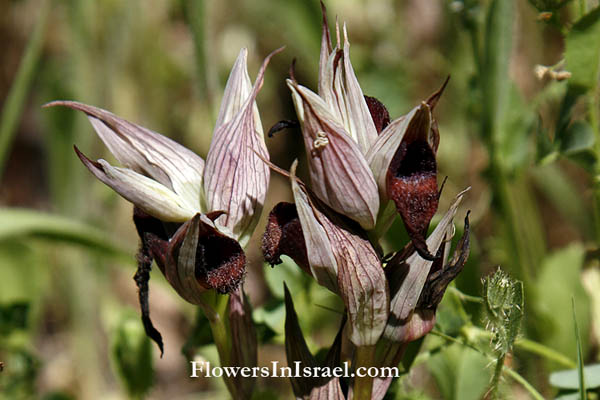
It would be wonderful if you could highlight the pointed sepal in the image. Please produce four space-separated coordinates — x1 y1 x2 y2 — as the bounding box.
288 82 380 230
204 47 284 246
75 146 197 222
44 101 204 211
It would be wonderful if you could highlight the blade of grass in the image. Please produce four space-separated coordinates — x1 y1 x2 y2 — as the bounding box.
480 0 534 283
572 297 586 400
0 0 50 179
182 0 217 120
0 208 131 261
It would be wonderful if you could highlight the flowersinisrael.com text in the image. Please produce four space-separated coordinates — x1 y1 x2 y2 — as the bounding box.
190 361 400 379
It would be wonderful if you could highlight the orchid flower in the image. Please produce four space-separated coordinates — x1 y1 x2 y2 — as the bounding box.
286 3 446 259
45 47 282 355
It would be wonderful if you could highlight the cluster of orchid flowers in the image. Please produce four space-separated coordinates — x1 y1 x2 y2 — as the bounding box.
45 4 469 399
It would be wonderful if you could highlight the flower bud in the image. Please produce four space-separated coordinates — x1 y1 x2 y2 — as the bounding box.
112 310 154 399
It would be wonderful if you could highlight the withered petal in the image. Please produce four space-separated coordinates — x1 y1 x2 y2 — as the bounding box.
417 212 470 310
383 190 466 342
144 232 169 275
132 209 165 355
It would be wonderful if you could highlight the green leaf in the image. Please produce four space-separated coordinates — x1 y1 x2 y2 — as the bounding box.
536 117 558 165
428 345 491 400
533 244 590 363
0 302 29 335
0 240 49 305
253 299 286 336
254 321 278 345
550 364 600 389
501 86 536 171
555 85 583 144
565 6 600 91
560 121 596 154
42 392 76 400
0 348 39 398
181 308 213 360
0 208 130 261
531 164 594 237
481 0 513 154
555 393 584 400
283 284 319 398
263 257 309 299
401 337 425 375
111 310 154 399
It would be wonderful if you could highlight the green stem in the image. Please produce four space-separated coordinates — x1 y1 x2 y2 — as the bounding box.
503 367 545 400
184 0 217 121
353 345 376 400
591 81 600 243
515 338 576 369
491 170 537 287
197 293 241 399
488 353 505 399
448 286 484 303
0 0 49 179
463 326 576 368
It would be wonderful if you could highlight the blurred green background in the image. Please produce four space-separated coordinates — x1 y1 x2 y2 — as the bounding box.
1 0 599 398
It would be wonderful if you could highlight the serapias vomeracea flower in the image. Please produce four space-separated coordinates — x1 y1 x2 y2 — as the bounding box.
44 47 283 353
262 164 469 398
262 5 470 396
286 2 446 259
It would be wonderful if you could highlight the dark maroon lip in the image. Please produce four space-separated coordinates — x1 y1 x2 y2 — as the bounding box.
262 202 310 274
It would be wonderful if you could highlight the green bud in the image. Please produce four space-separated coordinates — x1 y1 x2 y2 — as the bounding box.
483 268 524 354
112 310 154 399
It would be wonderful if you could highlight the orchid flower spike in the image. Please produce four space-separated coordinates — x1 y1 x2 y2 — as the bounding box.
287 2 447 259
